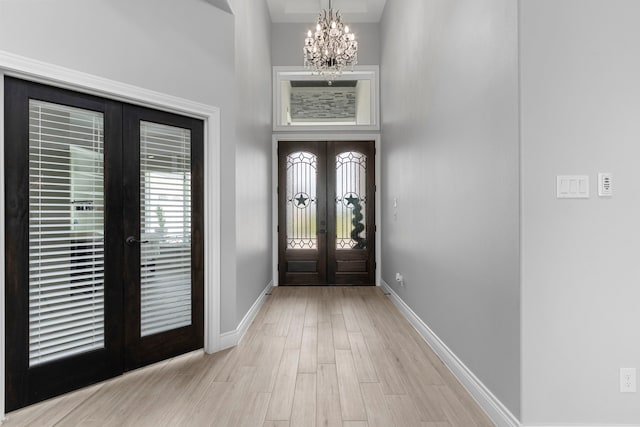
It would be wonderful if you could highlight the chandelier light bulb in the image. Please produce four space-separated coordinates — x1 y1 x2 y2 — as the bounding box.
344 25 349 33
317 23 321 31
307 30 312 37
331 21 336 29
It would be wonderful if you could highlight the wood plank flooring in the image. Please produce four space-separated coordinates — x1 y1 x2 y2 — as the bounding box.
4 286 495 427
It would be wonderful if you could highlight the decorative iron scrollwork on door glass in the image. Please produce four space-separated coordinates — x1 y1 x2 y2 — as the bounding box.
336 151 367 249
286 151 318 249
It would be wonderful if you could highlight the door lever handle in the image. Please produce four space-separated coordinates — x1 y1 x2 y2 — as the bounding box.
126 236 149 246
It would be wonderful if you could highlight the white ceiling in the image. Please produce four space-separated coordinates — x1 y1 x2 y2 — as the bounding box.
266 0 387 23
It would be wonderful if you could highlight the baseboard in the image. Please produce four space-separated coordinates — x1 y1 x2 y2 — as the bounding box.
219 281 273 350
380 281 520 427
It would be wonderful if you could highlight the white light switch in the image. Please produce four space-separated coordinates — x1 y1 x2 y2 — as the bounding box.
557 175 589 199
598 173 613 197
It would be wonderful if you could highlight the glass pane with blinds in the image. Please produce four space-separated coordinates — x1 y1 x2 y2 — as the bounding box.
336 151 367 249
140 121 192 337
29 100 105 366
286 151 318 249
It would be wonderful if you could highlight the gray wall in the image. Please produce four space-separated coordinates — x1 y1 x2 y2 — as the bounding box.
520 0 640 423
233 0 273 329
271 22 380 66
380 0 521 417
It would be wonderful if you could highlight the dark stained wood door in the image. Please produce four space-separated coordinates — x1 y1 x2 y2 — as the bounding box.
5 77 204 411
278 141 375 285
327 141 376 284
278 142 328 285
4 77 125 411
122 105 204 370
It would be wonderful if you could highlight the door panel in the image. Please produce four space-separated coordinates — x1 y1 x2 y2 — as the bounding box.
5 77 124 411
278 141 375 285
278 142 327 285
122 105 204 370
327 141 375 284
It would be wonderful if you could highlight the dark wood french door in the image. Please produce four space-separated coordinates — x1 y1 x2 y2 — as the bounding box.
4 77 204 411
278 141 375 285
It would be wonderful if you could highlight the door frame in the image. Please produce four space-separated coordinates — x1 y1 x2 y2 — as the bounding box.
0 50 222 420
271 133 381 287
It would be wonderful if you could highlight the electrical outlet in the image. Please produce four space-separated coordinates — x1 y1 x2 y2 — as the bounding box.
620 368 637 393
395 272 404 287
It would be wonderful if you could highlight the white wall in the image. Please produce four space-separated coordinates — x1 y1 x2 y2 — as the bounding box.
520 0 640 424
233 0 273 328
380 0 521 418
271 22 380 66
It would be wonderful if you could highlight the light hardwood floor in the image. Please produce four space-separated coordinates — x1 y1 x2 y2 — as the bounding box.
4 286 495 427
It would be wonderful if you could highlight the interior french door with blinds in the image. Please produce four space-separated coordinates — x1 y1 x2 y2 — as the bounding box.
4 77 204 411
278 141 375 285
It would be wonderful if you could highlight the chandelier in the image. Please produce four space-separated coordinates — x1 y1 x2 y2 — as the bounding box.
303 0 358 77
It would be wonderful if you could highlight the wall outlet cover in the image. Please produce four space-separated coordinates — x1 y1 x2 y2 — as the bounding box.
620 367 637 393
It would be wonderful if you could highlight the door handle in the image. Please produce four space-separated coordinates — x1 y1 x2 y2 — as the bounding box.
126 236 149 246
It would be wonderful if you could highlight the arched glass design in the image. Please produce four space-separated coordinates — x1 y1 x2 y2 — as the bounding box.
286 151 318 249
335 151 367 249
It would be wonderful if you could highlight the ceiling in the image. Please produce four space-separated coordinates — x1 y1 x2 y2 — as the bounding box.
266 0 387 23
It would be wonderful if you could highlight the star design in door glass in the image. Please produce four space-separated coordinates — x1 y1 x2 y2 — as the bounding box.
292 192 311 208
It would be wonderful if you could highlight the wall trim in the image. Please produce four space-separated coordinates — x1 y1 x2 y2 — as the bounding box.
271 133 382 287
219 281 273 350
380 280 520 427
0 50 222 421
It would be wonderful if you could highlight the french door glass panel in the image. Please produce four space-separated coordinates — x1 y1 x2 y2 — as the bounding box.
286 151 318 250
28 100 105 366
335 151 367 250
139 121 192 337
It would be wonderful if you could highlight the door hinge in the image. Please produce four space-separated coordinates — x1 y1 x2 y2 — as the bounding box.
277 225 280 233
374 225 377 232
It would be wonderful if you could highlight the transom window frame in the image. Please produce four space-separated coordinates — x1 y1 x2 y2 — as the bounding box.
273 66 380 133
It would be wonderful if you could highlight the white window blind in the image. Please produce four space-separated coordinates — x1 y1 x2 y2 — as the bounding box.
140 121 192 337
29 100 105 366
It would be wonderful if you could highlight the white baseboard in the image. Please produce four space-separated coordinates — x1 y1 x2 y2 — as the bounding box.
219 281 273 350
380 281 520 427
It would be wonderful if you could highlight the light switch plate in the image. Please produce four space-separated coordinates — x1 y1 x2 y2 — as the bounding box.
557 175 589 199
598 173 613 197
